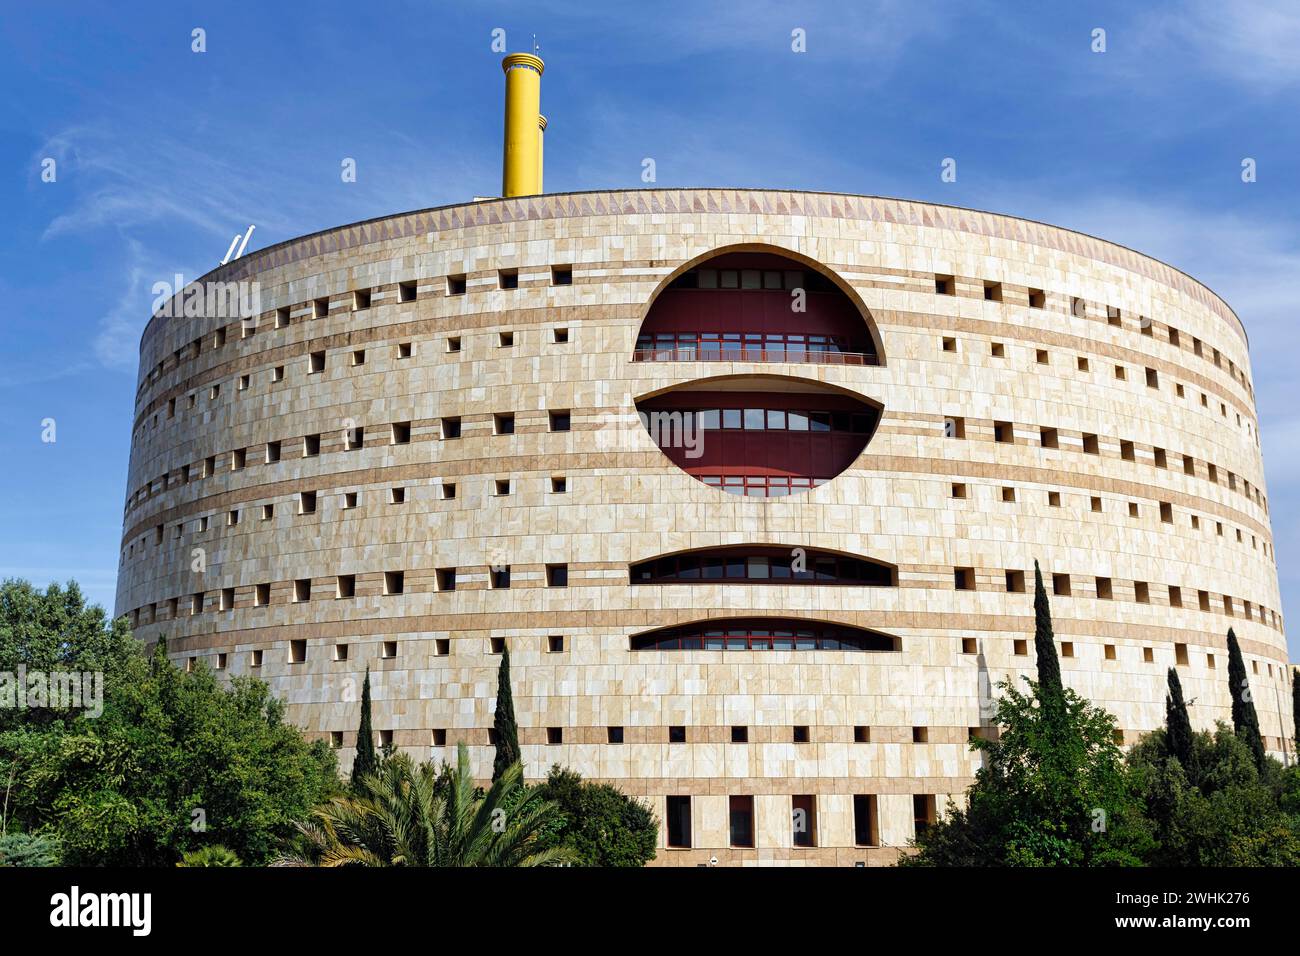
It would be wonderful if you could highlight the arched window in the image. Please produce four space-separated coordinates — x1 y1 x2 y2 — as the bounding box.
630 618 898 652
630 546 896 585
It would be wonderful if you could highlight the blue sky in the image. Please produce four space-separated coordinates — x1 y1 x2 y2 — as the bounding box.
2 1 1298 656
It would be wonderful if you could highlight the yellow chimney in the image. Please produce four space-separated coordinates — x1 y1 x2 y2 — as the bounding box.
501 52 544 197
537 114 547 194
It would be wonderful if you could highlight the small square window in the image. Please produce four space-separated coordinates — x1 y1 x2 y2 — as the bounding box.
446 336 461 353
220 587 235 611
1082 433 1100 454
382 640 398 659
495 478 512 496
345 426 364 451
942 336 957 352
299 490 317 515
1001 486 1016 503
731 726 749 743
1053 573 1071 596
549 410 571 432
1090 495 1102 512
951 482 967 499
552 327 569 343
1027 288 1045 309
494 413 515 435
1169 585 1183 607
491 566 511 589
251 649 263 668
1077 356 1090 372
954 567 975 591
547 634 564 653
983 281 1002 301
441 482 457 499
290 639 307 663
793 725 810 744
391 421 411 445
550 476 567 493
436 568 456 591
1096 577 1113 599
397 342 412 359
1014 639 1028 656
313 298 329 318
255 582 271 606
434 638 450 656
1036 349 1049 365
934 274 954 295
607 726 624 744
854 725 870 743
398 280 417 303
551 265 572 285
294 579 312 602
238 373 250 391
1061 641 1075 658
215 652 227 670
1135 581 1150 603
1145 367 1159 388
498 330 514 348
441 417 461 440
353 289 371 311
446 274 466 295
272 365 285 383
912 726 928 743
384 571 405 595
546 727 564 745
990 341 1005 358
546 564 568 587
993 421 1013 444
1175 643 1189 666
669 725 686 743
336 574 355 599
333 643 350 662
1005 570 1025 592
351 349 366 366
309 351 326 374
962 637 978 654
1128 501 1140 518
489 637 506 655
261 503 274 521
275 306 291 328
431 728 447 746
1048 490 1061 507
498 269 518 289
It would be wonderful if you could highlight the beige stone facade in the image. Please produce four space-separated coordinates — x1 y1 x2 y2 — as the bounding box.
116 189 1289 865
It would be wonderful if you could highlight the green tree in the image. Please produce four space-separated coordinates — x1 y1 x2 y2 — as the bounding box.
533 765 657 866
492 646 520 782
1225 628 1266 769
1164 667 1194 771
177 845 242 867
902 677 1149 866
1292 668 1299 756
0 832 61 866
5 637 338 865
1032 560 1062 702
351 667 377 791
284 744 572 867
1127 724 1300 866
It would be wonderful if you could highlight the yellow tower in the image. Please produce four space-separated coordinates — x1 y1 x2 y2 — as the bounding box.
501 52 544 197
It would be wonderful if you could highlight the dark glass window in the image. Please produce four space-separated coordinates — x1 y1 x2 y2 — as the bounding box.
729 796 755 848
667 796 692 848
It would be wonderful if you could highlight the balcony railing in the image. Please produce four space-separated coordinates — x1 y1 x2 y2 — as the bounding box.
632 347 878 366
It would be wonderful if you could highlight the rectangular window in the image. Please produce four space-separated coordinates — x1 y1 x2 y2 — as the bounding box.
669 725 686 743
551 265 572 285
265 440 281 463
666 796 692 848
954 567 975 591
352 288 371 311
498 269 518 289
549 410 571 432
729 795 755 848
914 795 937 837
309 350 326 373
289 639 307 663
294 579 311 602
607 725 624 744
494 413 515 435
545 564 568 587
854 794 878 847
255 583 271 606
384 571 404 595
303 434 321 457
436 568 456 591
391 421 411 445
441 417 461 439
313 297 329 318
792 795 817 848
398 280 417 302
336 574 355 599
446 274 466 295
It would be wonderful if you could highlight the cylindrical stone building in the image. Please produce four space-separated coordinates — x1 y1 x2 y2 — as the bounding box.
116 185 1289 864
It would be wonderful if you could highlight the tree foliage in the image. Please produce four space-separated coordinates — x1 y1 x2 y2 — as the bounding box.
283 744 572 867
533 765 658 866
492 646 521 782
0 580 338 866
350 668 377 791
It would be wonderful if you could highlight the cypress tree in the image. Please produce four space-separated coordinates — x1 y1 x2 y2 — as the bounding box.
1032 560 1062 701
492 644 521 782
1164 666 1194 769
351 667 377 790
1292 668 1299 756
1225 628 1266 770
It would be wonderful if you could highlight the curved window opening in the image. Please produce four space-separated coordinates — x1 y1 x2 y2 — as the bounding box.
635 378 880 497
630 618 898 652
634 252 880 366
631 547 896 586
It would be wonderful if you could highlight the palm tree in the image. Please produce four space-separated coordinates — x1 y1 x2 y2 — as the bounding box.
279 744 572 867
